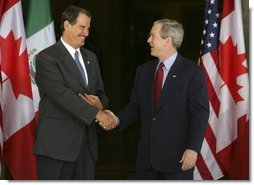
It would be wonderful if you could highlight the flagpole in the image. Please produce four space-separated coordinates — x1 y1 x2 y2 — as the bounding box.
1 160 13 179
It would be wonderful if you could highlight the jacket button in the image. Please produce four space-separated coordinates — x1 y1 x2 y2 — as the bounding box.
152 118 156 121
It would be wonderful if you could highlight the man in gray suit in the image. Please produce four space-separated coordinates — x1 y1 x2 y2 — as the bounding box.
34 6 116 180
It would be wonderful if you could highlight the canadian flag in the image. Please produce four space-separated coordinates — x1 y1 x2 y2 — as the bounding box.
0 0 4 176
0 0 37 179
0 50 3 176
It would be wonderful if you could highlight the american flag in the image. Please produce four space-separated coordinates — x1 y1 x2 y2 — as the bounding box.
195 0 249 180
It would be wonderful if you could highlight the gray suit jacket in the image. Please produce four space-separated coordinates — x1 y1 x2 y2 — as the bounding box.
34 41 108 162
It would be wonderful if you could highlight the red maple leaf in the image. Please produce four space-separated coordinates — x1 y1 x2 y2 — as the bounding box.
219 37 248 103
0 31 32 99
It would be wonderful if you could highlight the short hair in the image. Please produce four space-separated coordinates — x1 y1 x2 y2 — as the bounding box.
60 6 92 33
153 19 184 49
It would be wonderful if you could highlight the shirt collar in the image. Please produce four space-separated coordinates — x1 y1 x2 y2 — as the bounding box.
61 37 80 58
160 52 178 71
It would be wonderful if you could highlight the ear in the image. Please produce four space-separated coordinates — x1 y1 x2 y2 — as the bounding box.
165 37 173 46
64 20 69 30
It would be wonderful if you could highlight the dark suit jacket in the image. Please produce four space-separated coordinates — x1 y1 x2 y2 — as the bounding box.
34 41 108 162
118 54 209 172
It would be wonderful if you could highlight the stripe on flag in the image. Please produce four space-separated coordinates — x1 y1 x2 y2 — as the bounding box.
195 0 249 180
26 0 56 113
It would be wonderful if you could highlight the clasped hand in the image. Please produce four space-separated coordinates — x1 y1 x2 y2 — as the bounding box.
79 93 118 130
96 110 118 131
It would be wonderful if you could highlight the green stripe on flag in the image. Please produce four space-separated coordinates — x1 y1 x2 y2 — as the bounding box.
26 0 53 37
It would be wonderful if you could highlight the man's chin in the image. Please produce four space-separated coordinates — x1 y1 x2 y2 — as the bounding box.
78 39 85 45
150 51 156 57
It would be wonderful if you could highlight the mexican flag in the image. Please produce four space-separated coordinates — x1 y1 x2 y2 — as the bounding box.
26 0 55 113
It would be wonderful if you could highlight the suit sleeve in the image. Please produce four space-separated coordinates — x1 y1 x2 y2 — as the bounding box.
35 51 99 126
91 53 108 109
187 67 209 153
117 67 141 132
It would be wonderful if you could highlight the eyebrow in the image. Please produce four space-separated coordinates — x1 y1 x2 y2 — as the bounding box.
150 33 161 37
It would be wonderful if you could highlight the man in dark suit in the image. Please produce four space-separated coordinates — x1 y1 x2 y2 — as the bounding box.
34 6 116 180
115 19 209 180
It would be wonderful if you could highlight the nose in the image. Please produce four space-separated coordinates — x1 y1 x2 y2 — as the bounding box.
147 36 151 43
83 28 89 36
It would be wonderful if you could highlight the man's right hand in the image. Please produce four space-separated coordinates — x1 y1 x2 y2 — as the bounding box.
95 110 118 131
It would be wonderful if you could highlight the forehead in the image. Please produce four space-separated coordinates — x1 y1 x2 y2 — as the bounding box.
151 23 161 34
76 13 91 24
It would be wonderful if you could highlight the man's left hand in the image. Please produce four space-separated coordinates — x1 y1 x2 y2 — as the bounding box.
179 149 198 171
79 93 103 110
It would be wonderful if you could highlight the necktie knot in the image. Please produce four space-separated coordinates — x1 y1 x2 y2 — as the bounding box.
74 51 79 62
158 62 164 70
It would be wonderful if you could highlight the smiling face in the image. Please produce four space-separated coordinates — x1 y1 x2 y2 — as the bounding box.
147 24 168 60
62 13 91 49
147 23 175 61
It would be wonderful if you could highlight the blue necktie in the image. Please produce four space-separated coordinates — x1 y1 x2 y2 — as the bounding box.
74 51 87 87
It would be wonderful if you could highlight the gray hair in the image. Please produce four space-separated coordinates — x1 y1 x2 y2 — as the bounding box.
60 6 92 33
154 19 184 49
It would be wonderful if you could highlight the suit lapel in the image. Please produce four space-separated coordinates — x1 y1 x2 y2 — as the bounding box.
156 54 183 111
80 51 92 91
147 60 159 113
57 41 87 89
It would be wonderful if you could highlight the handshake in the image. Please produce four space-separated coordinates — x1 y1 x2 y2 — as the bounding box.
96 110 119 131
79 93 119 131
